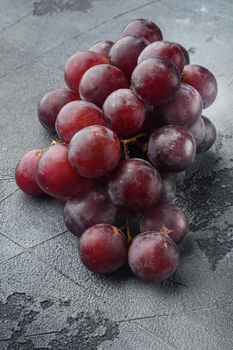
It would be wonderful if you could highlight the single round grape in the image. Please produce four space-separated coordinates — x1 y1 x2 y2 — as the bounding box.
15 150 44 196
140 202 188 244
197 116 216 153
160 172 177 201
102 88 146 137
140 105 163 134
64 191 117 237
89 40 114 58
38 89 79 132
64 51 108 93
148 125 196 172
109 35 148 82
128 231 179 281
55 100 105 144
177 43 190 65
122 18 163 43
131 58 181 105
182 64 218 108
108 158 162 214
138 40 185 73
157 83 203 127
36 144 93 198
188 116 205 147
79 224 128 274
79 64 128 107
68 125 121 179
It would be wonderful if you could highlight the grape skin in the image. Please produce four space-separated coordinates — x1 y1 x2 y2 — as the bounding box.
128 231 179 281
148 125 196 173
55 100 105 144
182 64 218 108
140 202 188 244
103 88 146 137
138 40 185 73
122 18 163 43
79 224 128 274
109 35 149 82
108 158 162 214
189 116 205 147
197 116 216 153
131 57 181 105
79 64 128 107
89 40 114 58
15 150 44 196
68 125 121 179
160 172 177 201
64 191 117 237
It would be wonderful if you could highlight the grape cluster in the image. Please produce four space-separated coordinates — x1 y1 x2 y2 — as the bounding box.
15 19 218 282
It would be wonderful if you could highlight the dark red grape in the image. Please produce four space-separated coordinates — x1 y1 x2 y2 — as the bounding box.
189 116 205 147
197 116 216 153
177 43 190 65
131 58 181 105
157 83 203 127
79 224 128 274
103 88 146 137
89 40 114 58
55 100 105 144
64 51 108 93
38 89 79 132
160 172 177 201
182 64 218 108
122 18 163 43
138 40 185 73
140 105 163 134
148 125 196 172
68 125 121 179
79 64 128 107
140 202 188 244
128 231 179 281
109 35 148 82
36 144 93 198
108 158 162 213
15 150 44 196
64 191 117 237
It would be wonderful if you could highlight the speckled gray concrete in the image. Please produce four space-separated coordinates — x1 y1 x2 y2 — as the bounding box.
0 0 233 349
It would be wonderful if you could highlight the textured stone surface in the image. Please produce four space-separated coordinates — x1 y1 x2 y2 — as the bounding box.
0 0 233 349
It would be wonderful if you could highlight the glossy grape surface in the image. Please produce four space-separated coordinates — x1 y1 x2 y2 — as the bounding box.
108 158 162 213
131 58 181 105
109 35 148 81
64 51 108 93
189 116 205 147
64 191 117 237
89 40 114 58
79 64 128 107
122 18 163 43
157 83 203 127
138 40 185 73
38 89 79 132
79 224 128 274
197 116 216 153
148 125 196 172
56 100 104 144
68 125 121 178
15 150 44 195
103 88 146 137
36 144 93 198
140 202 188 243
182 64 218 108
128 231 179 281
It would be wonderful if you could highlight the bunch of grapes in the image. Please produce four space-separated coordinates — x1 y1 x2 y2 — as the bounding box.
15 19 218 282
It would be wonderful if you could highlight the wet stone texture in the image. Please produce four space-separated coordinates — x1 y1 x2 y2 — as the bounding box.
0 0 233 349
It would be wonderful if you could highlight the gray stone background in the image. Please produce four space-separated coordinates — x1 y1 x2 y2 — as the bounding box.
0 0 233 349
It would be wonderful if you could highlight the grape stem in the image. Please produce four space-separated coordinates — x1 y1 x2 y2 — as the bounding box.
119 215 133 243
120 133 148 159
